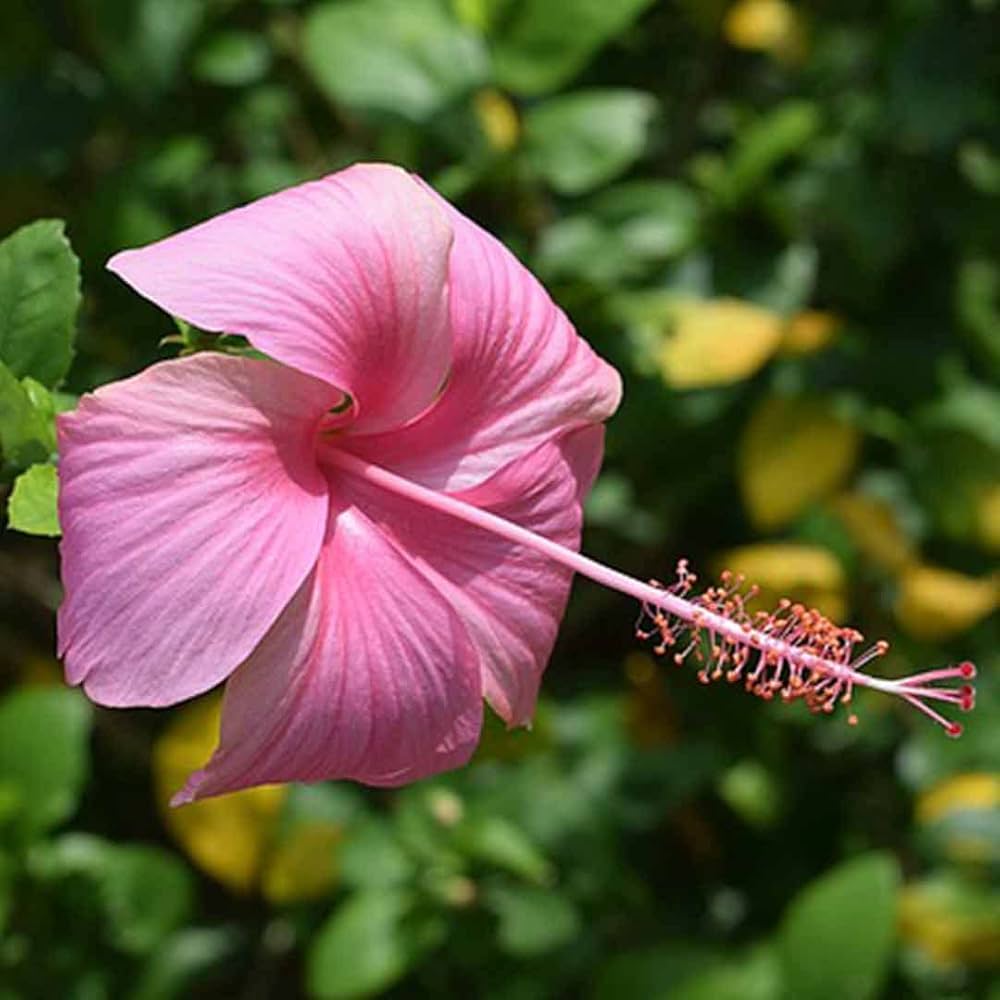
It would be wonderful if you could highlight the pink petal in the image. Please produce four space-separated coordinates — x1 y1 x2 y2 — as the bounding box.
108 164 452 434
175 501 482 802
58 354 336 707
346 190 622 489
335 426 605 727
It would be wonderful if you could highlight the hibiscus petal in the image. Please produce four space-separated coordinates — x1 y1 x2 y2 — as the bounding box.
175 502 482 802
336 426 605 726
108 164 452 433
58 354 336 707
346 191 622 489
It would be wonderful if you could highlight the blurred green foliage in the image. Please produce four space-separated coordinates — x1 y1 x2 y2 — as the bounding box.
1 0 998 996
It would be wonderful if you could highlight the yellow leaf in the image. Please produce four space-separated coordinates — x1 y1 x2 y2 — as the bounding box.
779 309 840 356
976 481 1000 553
916 773 1000 868
474 88 520 152
723 0 807 62
899 877 1000 967
917 774 1000 824
714 542 848 622
828 491 915 574
659 298 783 389
895 565 998 641
153 695 285 893
261 822 343 905
739 395 860 530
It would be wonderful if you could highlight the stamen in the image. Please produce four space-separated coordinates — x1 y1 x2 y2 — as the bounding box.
636 561 976 736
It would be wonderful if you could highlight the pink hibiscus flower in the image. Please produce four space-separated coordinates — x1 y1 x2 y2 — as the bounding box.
58 164 974 804
58 163 621 801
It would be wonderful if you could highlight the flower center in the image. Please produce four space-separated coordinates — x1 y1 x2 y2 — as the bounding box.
317 393 355 436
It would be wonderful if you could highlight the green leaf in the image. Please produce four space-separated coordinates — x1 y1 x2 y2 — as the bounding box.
458 816 552 884
0 361 55 469
591 182 702 260
920 379 1000 452
28 833 195 955
536 182 700 286
778 853 899 1000
7 463 59 536
0 687 91 840
392 784 464 867
906 381 1000 544
100 844 195 954
957 258 1000 376
339 820 415 890
491 0 657 96
131 928 240 1000
452 0 513 31
280 781 367 831
307 889 440 999
535 216 617 285
749 242 818 314
302 0 488 122
89 0 205 102
594 946 720 1000
703 101 821 207
717 760 783 830
487 885 580 956
524 89 656 195
585 472 664 545
140 136 213 191
193 31 272 87
959 141 1000 196
0 851 12 934
0 219 79 387
20 375 57 421
28 829 108 880
672 946 783 1000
